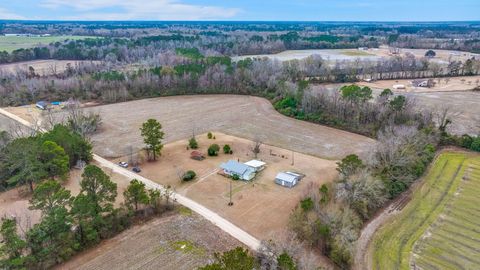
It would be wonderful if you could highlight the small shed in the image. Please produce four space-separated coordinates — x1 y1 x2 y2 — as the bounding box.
412 79 431 88
275 172 300 188
35 101 49 110
393 84 406 90
220 160 256 181
244 160 266 172
190 151 205 161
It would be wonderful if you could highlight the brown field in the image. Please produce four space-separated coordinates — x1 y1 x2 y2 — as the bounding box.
56 212 242 270
0 60 101 76
84 95 374 159
119 132 338 239
357 75 480 93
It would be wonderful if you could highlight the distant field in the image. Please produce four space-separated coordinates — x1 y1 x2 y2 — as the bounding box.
0 35 95 52
371 151 480 270
340 50 374 56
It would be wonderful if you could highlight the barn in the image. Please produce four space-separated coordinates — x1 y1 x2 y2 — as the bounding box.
35 101 49 110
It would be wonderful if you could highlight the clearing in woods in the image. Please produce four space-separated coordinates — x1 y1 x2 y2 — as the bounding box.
0 35 95 52
370 151 480 270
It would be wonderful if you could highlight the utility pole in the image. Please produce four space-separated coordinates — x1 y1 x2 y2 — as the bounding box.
228 180 234 206
291 150 294 166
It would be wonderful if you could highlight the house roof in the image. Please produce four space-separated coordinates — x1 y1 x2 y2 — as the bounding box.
244 160 266 168
220 160 253 176
36 101 48 106
275 172 298 183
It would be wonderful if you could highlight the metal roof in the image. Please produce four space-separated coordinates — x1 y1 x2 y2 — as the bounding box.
220 160 251 175
244 160 266 168
275 172 298 183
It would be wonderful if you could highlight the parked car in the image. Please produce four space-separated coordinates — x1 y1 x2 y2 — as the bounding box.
118 161 128 168
132 166 141 173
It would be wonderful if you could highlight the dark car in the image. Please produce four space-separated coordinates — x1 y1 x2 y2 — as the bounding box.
132 167 141 173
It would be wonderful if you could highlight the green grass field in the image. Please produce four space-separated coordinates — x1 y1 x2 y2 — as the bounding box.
340 50 374 57
0 35 94 52
371 151 480 270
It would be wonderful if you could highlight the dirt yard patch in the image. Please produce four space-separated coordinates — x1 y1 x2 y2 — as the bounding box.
82 95 374 159
0 60 101 76
119 133 338 239
56 212 243 270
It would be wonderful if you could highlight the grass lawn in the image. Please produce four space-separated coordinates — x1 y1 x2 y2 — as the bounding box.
371 151 480 270
0 35 96 52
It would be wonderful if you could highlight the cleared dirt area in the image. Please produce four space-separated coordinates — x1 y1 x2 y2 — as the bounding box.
357 76 480 93
0 60 101 76
233 48 478 63
84 95 374 159
118 133 338 239
56 212 242 270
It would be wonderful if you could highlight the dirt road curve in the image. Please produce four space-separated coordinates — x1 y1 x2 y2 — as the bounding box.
0 108 261 252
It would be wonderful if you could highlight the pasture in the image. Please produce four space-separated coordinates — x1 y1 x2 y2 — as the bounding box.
371 151 480 270
0 35 94 52
83 95 375 160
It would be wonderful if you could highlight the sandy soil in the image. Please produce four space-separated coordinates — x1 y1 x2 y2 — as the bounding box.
0 60 101 76
357 75 480 93
233 47 478 63
81 95 374 159
56 212 243 270
119 133 338 239
0 160 130 232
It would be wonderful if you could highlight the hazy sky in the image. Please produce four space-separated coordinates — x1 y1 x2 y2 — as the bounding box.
1 0 479 21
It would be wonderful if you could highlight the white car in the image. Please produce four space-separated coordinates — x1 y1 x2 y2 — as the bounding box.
118 161 128 168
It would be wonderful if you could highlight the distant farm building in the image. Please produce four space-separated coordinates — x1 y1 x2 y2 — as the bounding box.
275 172 302 188
244 160 266 172
220 160 256 181
412 79 432 88
190 151 205 161
35 101 49 110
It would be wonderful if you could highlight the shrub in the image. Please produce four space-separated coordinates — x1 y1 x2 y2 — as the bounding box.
300 197 314 211
277 252 297 270
223 144 231 154
182 170 196 181
189 137 198 149
207 132 213 139
208 144 220 156
232 174 240 181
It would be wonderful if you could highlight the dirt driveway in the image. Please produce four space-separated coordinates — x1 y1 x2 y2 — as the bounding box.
87 95 374 159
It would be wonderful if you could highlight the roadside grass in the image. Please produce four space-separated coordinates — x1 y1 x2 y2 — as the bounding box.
371 152 470 270
0 35 97 52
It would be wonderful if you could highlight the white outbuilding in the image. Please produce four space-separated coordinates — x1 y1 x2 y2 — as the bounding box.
244 160 266 172
275 172 300 188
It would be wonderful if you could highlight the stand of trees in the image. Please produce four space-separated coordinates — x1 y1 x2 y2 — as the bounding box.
0 165 172 269
0 125 92 192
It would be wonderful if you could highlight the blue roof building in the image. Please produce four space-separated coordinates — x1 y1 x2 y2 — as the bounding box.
220 160 256 181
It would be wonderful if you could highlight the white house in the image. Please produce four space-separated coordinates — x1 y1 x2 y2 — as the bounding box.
244 160 266 172
220 160 256 181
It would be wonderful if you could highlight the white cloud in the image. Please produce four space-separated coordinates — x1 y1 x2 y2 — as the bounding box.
0 8 26 20
40 0 241 20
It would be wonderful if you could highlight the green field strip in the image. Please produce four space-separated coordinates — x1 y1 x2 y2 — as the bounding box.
447 208 480 224
414 250 464 270
434 227 480 253
443 218 480 235
415 257 443 270
422 237 480 264
372 152 469 270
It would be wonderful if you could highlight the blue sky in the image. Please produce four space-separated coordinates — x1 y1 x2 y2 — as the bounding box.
0 0 479 21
